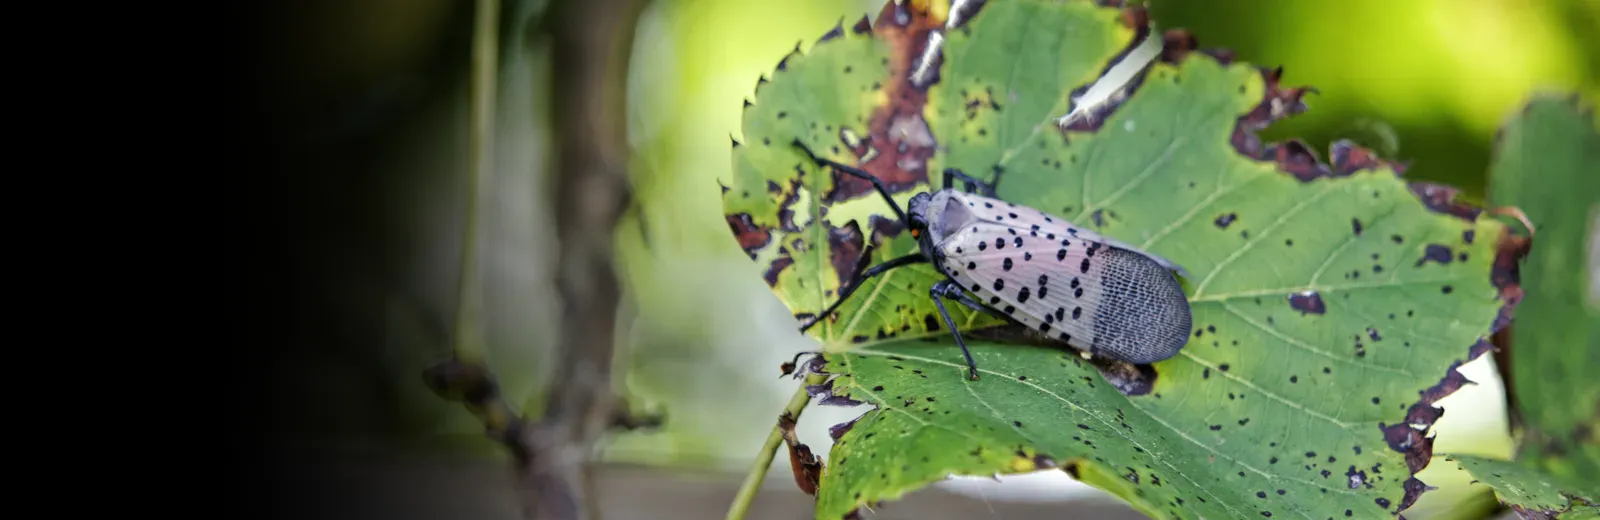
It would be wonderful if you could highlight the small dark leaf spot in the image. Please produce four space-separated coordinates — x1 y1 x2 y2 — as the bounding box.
1219 364 1230 372
1210 424 1222 431
1390 234 1403 244
1214 213 1238 228
1256 491 1266 499
1375 498 1390 509
872 385 883 391
1416 244 1453 267
1288 291 1326 315
1441 285 1454 294
1013 420 1023 428
1289 375 1298 383
1351 218 1363 236
1371 397 1380 404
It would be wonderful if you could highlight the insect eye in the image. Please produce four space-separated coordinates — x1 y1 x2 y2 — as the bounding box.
911 229 921 238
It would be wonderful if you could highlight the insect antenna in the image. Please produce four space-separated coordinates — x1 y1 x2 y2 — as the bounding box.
791 140 909 224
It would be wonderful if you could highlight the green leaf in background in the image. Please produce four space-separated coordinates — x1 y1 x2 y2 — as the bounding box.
1482 94 1600 491
1446 455 1599 519
721 0 1527 518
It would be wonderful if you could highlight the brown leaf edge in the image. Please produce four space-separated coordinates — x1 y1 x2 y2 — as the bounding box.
723 0 950 335
780 410 827 496
1159 26 1530 519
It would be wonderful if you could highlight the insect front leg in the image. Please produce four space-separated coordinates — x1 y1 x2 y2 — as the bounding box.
941 168 997 197
929 279 982 381
800 252 928 334
792 140 910 223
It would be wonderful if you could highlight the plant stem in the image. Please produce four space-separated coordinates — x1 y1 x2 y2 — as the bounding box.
452 0 498 368
725 375 822 520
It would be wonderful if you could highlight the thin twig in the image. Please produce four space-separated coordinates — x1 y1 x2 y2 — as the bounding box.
455 0 498 368
421 0 518 451
726 375 824 520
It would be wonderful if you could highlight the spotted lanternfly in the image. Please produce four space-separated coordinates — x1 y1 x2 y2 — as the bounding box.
793 141 1193 381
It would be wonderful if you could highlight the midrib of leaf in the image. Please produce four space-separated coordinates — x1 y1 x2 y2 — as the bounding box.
1214 301 1420 377
842 347 1387 520
1173 350 1361 428
1138 167 1270 250
1187 279 1476 303
1191 180 1345 298
1071 136 1187 225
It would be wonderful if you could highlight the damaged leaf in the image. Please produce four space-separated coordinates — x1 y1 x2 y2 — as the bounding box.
722 1 1524 519
1480 94 1600 492
781 410 827 496
1447 455 1599 519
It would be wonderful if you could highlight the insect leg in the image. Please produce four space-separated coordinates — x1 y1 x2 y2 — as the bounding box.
792 140 909 224
933 282 1008 321
799 252 928 333
941 168 997 197
929 279 981 381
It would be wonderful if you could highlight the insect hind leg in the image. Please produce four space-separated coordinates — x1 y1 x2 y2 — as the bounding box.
929 280 982 381
942 168 997 197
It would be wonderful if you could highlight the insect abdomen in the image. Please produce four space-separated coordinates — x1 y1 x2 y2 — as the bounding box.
1087 247 1192 363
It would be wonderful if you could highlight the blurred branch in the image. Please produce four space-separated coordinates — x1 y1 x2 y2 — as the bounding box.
425 0 646 517
516 0 647 518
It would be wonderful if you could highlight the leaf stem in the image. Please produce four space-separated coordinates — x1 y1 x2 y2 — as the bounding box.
725 375 822 520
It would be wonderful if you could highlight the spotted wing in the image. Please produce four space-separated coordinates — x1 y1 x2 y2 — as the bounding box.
935 202 1192 364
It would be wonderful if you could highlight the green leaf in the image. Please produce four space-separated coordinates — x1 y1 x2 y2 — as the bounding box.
1484 94 1600 490
1446 455 1599 519
721 1 1524 518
